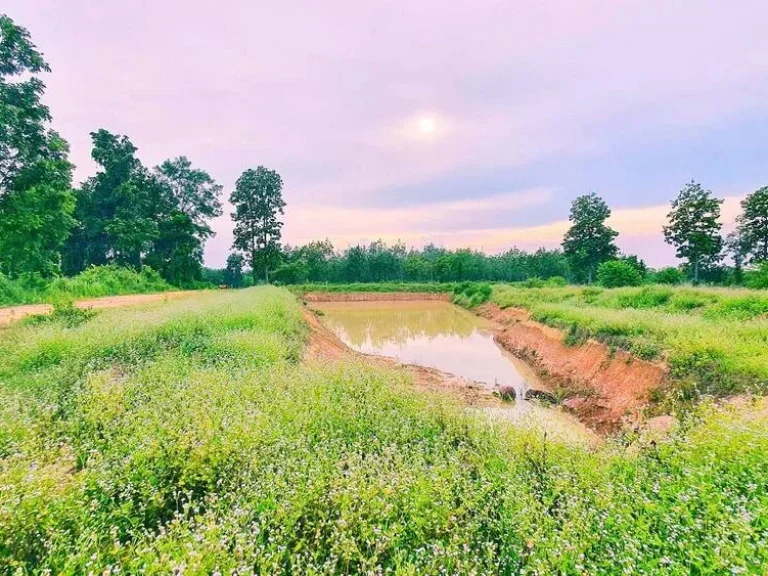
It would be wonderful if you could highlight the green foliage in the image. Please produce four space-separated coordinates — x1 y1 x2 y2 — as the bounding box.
663 181 724 283
1 288 767 573
24 301 97 328
274 241 570 284
596 260 642 287
452 281 492 308
745 262 768 290
0 265 173 306
738 185 768 264
492 284 768 397
230 166 285 283
0 15 75 277
653 266 684 285
562 192 618 283
224 252 245 287
290 282 457 294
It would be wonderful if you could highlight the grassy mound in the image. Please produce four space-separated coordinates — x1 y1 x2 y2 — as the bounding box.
1 287 767 574
492 284 768 398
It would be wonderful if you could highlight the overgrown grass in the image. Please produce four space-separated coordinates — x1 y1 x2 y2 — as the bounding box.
1 287 767 573
0 265 177 307
492 284 768 398
289 281 458 294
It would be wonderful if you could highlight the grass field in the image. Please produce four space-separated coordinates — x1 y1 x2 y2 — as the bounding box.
1 287 767 574
492 284 768 400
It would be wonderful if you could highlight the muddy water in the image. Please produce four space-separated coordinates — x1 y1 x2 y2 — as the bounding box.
314 300 595 443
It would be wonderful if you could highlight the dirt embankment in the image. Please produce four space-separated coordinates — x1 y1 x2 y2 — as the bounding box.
0 291 195 328
476 303 667 431
303 292 452 303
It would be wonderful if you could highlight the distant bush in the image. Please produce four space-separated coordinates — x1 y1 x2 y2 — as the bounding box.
653 267 685 285
453 282 492 308
745 262 768 290
522 277 546 288
545 276 567 287
596 260 643 288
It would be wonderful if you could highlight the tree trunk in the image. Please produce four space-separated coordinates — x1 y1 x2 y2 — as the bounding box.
693 261 699 285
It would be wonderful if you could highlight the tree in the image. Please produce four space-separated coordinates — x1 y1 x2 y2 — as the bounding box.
230 167 285 283
653 267 684 285
663 181 723 284
64 131 161 273
737 186 768 264
562 193 618 283
0 15 75 277
147 157 223 284
596 260 642 287
224 252 245 287
725 228 751 285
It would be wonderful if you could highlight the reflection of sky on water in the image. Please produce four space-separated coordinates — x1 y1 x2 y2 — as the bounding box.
316 301 535 391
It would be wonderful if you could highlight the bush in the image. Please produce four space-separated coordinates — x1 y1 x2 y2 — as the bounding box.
745 262 768 289
653 266 685 285
596 260 642 288
545 276 567 287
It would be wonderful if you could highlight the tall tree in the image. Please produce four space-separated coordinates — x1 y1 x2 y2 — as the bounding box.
63 130 160 273
229 167 285 283
0 14 75 277
562 193 618 283
146 157 223 284
224 252 245 287
737 185 768 264
663 181 723 284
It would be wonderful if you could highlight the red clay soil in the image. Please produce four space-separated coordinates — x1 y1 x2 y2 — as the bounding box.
475 303 668 432
0 291 195 328
303 292 452 302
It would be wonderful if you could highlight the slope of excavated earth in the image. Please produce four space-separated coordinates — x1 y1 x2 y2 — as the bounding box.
475 303 668 431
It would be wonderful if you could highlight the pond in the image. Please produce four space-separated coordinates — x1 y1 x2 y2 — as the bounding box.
314 300 595 442
314 300 537 397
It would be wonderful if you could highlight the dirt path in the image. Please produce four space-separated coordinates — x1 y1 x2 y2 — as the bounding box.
475 303 668 432
0 291 196 328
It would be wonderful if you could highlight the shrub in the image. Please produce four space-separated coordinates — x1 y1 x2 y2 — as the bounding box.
522 277 546 288
596 260 642 288
653 266 684 285
544 276 567 287
745 262 768 289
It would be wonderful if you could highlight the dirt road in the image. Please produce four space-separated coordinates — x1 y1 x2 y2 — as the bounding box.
0 291 196 328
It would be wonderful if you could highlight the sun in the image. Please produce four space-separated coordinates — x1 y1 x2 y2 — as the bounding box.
418 116 436 134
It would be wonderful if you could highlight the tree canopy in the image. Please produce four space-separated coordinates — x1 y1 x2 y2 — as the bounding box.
663 181 723 284
0 14 75 277
737 186 768 264
230 167 286 283
562 193 618 283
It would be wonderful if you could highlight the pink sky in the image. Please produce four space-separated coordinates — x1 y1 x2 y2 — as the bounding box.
6 1 768 266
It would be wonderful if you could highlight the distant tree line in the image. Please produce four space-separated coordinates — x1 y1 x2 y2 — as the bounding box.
3 14 768 290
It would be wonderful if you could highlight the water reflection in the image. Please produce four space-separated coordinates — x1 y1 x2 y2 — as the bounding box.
315 301 535 394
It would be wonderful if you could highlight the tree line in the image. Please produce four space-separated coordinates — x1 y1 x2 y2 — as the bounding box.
0 15 283 287
3 14 768 290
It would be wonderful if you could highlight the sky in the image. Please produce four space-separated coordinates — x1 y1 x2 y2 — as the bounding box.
6 1 768 267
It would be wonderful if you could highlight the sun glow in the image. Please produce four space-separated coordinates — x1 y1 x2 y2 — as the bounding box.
418 116 436 134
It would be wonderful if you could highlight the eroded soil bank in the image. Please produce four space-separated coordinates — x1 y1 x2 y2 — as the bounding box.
476 303 668 432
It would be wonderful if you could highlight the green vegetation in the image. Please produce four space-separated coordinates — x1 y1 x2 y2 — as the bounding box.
290 281 458 294
492 284 768 398
596 260 643 287
1 287 767 574
0 265 173 306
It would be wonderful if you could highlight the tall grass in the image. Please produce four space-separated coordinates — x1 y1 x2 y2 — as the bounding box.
492 284 768 397
1 287 767 573
289 281 458 294
0 265 176 307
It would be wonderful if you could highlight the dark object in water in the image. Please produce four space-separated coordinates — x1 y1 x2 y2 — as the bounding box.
493 384 516 401
525 388 558 404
